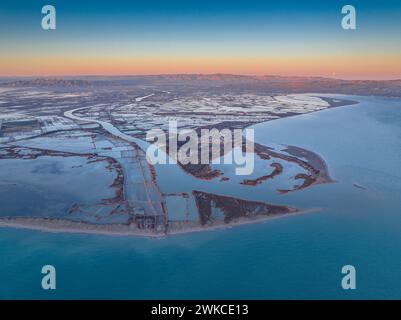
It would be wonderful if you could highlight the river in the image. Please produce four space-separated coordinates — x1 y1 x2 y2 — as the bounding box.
1 95 401 299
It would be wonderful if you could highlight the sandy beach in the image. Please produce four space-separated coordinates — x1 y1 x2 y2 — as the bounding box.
0 208 321 238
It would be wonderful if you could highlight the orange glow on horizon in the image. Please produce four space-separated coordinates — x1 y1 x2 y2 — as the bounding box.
1 53 400 80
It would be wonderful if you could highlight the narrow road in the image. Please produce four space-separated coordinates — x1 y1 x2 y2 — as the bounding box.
64 105 166 218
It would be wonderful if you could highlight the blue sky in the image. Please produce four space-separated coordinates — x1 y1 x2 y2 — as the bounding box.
1 0 400 78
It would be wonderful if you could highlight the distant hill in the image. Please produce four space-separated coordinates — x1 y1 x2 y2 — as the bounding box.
1 78 92 88
124 74 401 97
1 74 400 97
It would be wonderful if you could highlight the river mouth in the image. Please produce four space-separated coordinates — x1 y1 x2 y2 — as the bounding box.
0 94 351 236
1 92 396 238
1 88 401 298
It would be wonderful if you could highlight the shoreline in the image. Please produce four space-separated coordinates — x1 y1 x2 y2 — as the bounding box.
0 95 358 238
177 96 357 180
0 207 321 238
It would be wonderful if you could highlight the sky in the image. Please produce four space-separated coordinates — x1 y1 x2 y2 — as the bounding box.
0 0 400 79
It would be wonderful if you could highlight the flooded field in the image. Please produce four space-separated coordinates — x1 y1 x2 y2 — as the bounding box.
0 152 121 223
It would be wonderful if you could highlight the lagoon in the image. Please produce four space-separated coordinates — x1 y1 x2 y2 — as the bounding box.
1 95 401 299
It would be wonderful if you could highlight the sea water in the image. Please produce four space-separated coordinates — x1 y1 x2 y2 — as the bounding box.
1 95 401 299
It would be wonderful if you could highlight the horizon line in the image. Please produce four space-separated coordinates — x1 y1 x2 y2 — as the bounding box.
1 73 400 82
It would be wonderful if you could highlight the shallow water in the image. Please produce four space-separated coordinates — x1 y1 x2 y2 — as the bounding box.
1 95 401 299
0 155 117 220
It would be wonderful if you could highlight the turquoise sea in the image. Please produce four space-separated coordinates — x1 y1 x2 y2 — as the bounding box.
1 95 401 299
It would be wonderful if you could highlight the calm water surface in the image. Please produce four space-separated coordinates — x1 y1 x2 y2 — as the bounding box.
1 95 401 299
